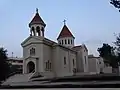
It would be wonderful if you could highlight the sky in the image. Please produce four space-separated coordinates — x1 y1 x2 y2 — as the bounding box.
0 0 120 57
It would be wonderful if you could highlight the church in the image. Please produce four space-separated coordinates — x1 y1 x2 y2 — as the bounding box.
21 9 89 77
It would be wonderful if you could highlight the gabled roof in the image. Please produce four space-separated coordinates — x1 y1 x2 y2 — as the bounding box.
72 44 88 52
29 11 46 27
21 36 44 47
82 44 88 52
57 25 75 40
72 45 82 51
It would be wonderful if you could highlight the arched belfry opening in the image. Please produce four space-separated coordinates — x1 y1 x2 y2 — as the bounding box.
27 61 35 73
41 27 44 37
31 27 35 36
36 26 40 36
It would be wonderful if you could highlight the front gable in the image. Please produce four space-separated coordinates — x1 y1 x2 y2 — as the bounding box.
82 44 88 52
21 36 44 47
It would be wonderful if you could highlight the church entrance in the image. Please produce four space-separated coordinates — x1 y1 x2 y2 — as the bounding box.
27 61 35 73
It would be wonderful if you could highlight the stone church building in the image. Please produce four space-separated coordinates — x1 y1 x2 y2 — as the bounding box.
21 9 89 77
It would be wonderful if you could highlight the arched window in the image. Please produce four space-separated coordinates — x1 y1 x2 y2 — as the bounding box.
30 48 35 56
45 60 52 71
62 40 63 45
48 60 50 69
65 39 67 44
49 62 51 70
41 27 44 36
31 27 35 36
84 56 86 64
73 59 75 66
36 26 40 31
68 39 70 44
41 27 44 31
71 40 72 44
64 57 66 65
31 27 34 31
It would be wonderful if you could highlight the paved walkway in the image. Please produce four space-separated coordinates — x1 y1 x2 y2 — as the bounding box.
2 73 33 85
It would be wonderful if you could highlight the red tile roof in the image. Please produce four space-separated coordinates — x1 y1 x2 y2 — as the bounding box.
57 25 74 40
29 12 46 27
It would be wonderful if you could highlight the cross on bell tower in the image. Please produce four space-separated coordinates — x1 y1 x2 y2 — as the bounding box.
63 19 66 25
36 8 38 13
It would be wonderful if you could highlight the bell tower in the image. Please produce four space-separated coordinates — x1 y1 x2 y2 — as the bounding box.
57 20 75 48
29 8 46 37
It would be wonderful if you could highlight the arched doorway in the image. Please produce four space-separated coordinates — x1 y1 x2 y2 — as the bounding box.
27 61 35 73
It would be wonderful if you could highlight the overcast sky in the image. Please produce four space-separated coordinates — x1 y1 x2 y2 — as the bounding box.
0 0 120 57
